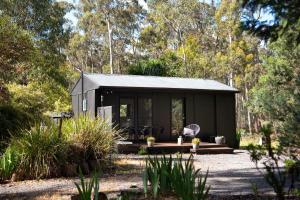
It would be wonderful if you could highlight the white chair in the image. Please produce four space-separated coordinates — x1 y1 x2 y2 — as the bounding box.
183 124 200 139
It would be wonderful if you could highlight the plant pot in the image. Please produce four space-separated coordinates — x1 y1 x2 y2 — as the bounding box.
192 143 199 149
215 136 225 145
147 141 154 147
177 137 183 145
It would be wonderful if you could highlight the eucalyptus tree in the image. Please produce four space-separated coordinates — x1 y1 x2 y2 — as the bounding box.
145 0 215 77
71 0 146 74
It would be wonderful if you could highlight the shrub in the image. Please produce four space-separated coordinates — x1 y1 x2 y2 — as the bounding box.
0 105 33 151
0 146 20 181
7 124 68 179
62 115 120 161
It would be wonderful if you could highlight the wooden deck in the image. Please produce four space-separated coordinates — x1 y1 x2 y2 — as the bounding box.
117 142 234 154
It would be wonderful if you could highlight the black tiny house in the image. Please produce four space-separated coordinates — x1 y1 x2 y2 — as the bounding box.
71 73 239 148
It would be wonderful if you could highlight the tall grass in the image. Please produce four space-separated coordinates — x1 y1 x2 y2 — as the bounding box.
62 115 120 161
6 124 67 179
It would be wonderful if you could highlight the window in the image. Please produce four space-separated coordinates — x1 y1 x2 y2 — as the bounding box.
119 98 135 129
138 97 152 128
171 98 185 136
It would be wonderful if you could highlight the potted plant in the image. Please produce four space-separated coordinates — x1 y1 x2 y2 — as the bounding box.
215 136 225 144
147 137 155 147
192 138 200 149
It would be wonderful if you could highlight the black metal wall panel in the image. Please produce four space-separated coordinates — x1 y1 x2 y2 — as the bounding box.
185 94 194 125
153 92 171 141
216 93 237 148
194 94 216 140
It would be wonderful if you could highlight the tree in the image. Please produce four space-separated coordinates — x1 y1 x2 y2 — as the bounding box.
0 16 34 83
70 0 145 74
249 38 300 151
241 0 300 44
128 59 168 76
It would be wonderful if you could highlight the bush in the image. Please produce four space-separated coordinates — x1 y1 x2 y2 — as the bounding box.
0 105 33 152
5 124 68 180
62 115 120 161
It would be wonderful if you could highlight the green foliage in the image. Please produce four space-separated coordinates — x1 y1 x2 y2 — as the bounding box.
0 146 20 180
74 168 100 200
8 124 68 179
0 15 34 82
143 154 210 200
249 39 300 153
7 83 50 120
241 0 300 44
247 125 300 200
192 138 201 144
138 147 147 155
0 105 32 151
128 59 168 76
62 115 120 160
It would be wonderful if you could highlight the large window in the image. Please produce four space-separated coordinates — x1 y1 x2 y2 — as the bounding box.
138 97 152 128
119 98 135 129
171 98 185 136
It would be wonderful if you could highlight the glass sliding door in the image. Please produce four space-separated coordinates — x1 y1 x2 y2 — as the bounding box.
171 98 185 138
119 98 135 129
138 97 152 129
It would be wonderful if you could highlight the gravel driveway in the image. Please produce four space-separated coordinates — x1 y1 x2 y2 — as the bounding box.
0 150 280 199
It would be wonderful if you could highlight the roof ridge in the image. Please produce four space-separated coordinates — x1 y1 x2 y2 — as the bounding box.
84 73 218 82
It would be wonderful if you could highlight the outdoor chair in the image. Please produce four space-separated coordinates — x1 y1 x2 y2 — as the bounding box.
182 124 200 139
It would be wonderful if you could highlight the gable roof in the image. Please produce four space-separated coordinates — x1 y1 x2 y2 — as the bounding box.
71 73 239 95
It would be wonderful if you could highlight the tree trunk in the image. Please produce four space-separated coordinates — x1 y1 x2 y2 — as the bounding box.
107 18 113 74
245 85 252 134
178 31 188 77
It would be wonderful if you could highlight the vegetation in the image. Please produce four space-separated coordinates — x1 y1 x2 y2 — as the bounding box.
74 168 101 200
143 154 210 200
63 115 120 161
0 115 119 181
147 137 155 143
192 138 201 145
247 122 300 200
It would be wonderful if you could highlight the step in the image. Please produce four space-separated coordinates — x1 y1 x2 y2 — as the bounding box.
190 147 234 154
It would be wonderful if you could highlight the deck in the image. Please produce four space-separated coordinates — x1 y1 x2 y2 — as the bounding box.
117 142 234 154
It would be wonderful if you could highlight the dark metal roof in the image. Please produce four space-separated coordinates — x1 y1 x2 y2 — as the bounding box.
80 73 238 92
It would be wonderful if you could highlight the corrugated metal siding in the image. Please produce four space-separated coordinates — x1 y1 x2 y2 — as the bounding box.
216 94 237 148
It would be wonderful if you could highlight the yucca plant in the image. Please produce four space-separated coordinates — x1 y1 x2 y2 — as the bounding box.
74 168 100 200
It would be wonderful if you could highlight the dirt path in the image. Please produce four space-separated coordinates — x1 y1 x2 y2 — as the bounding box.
0 150 278 199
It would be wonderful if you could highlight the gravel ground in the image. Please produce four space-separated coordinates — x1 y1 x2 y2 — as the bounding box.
0 150 285 199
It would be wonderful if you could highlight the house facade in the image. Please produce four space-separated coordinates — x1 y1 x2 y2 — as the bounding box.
71 73 239 148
